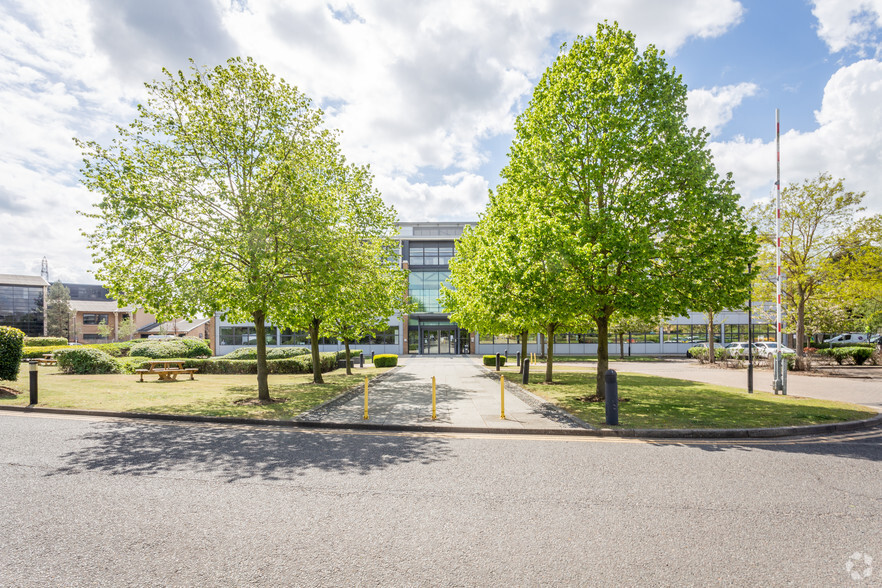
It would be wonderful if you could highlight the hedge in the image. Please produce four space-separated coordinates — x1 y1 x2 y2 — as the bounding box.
55 347 121 374
0 326 25 381
23 336 69 347
817 346 876 365
373 354 398 367
22 345 72 359
184 351 339 374
221 346 311 360
482 354 507 366
129 338 212 359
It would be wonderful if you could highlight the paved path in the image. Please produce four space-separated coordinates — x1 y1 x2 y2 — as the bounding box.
307 356 583 430
604 359 882 410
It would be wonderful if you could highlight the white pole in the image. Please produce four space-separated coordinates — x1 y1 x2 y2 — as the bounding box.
775 109 786 395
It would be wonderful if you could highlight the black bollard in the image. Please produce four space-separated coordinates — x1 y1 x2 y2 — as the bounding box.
359 353 364 369
605 369 618 426
495 353 501 371
371 351 375 363
29 361 38 405
516 351 521 367
522 358 530 385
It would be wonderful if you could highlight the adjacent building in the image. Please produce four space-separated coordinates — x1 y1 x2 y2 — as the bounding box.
0 274 48 337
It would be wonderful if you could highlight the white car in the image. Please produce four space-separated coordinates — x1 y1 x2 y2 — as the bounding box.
752 342 796 357
823 333 868 344
723 342 756 357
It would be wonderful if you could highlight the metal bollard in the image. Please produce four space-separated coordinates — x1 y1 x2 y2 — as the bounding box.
495 353 501 371
516 351 521 367
522 358 530 385
371 350 375 363
29 361 38 405
359 353 364 368
605 369 618 426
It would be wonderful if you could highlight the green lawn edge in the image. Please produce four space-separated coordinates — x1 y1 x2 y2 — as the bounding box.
511 370 877 429
0 365 389 421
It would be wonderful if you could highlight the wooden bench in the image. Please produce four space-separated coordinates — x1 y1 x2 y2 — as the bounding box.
34 358 57 366
136 361 198 382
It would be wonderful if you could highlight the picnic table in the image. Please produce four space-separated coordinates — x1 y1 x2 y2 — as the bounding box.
135 360 198 382
34 353 57 366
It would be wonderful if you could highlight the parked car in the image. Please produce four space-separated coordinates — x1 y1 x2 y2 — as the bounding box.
723 341 760 357
823 333 869 345
685 341 721 358
752 342 796 357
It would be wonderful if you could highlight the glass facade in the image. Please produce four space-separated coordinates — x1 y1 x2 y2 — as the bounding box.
0 285 44 337
409 245 453 266
409 271 450 313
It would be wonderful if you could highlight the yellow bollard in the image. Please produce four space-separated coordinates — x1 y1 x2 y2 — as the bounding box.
432 376 437 420
500 375 505 420
363 376 369 420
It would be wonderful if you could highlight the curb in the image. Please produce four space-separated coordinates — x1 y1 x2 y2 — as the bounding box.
1 403 880 440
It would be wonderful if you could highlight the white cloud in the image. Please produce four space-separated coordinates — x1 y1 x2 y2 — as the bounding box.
812 0 882 54
687 82 759 136
710 60 882 213
0 0 747 281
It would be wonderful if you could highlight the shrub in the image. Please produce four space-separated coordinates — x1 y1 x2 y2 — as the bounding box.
22 345 72 359
23 336 68 347
130 338 212 359
221 346 310 360
90 340 143 357
189 351 338 374
56 348 121 374
851 347 874 366
373 354 398 367
0 326 25 381
482 354 507 366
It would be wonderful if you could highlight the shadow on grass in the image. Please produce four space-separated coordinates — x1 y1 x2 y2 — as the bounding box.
48 421 453 482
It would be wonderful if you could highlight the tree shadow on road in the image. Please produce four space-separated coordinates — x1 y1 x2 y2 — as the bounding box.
47 421 453 482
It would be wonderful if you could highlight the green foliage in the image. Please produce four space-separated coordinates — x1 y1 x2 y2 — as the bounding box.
129 338 212 359
22 345 71 359
818 346 875 365
687 347 727 364
0 326 25 381
24 337 69 347
221 347 311 360
185 352 338 374
482 355 507 366
56 348 121 374
372 354 398 367
46 281 72 338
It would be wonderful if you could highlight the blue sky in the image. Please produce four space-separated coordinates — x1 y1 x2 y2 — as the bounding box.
1 0 881 282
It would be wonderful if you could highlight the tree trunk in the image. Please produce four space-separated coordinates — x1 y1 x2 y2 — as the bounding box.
544 323 555 383
309 318 324 384
520 331 528 374
539 331 545 357
796 295 806 359
253 310 270 401
344 339 352 376
596 314 610 400
707 311 716 364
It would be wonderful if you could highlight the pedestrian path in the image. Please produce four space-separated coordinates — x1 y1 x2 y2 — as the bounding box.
304 356 587 431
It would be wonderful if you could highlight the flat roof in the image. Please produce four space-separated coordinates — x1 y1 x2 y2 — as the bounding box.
0 274 49 287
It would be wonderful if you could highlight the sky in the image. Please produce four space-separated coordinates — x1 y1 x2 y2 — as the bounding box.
1 0 881 283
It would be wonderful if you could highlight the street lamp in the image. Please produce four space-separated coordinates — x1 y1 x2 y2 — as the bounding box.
747 262 753 394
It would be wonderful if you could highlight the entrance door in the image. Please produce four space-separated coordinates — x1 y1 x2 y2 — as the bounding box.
422 330 439 354
439 328 456 354
420 327 458 354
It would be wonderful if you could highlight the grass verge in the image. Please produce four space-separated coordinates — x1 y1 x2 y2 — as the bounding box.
513 370 876 429
0 365 389 420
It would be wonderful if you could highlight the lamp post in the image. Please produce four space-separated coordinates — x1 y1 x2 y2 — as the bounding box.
747 262 754 394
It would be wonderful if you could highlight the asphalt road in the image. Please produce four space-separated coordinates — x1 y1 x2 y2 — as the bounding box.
1 412 881 587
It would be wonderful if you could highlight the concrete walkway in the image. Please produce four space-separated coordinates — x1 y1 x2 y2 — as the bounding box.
304 356 585 430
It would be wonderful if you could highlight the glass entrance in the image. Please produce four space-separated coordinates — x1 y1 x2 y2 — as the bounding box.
421 327 457 354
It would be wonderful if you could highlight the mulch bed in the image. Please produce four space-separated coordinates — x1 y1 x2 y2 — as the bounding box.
0 386 21 399
577 395 630 403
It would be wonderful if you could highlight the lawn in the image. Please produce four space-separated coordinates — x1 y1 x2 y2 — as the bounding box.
510 370 876 429
0 365 390 420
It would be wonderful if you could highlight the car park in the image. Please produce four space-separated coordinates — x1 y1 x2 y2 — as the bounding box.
723 341 761 357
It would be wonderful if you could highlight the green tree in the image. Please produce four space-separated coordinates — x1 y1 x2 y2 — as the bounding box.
609 312 658 359
499 22 754 398
442 185 577 383
77 57 372 400
46 281 72 339
749 173 872 357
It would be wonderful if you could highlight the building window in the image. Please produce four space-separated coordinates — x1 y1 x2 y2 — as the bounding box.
83 333 104 340
409 245 454 266
408 271 450 313
83 313 108 325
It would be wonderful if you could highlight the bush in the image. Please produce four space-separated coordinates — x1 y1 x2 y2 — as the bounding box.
56 347 121 374
687 347 727 364
851 347 874 366
22 345 72 359
482 354 507 366
90 340 143 357
221 346 310 360
373 354 398 367
130 338 212 359
23 336 68 347
0 326 25 381
182 352 339 375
